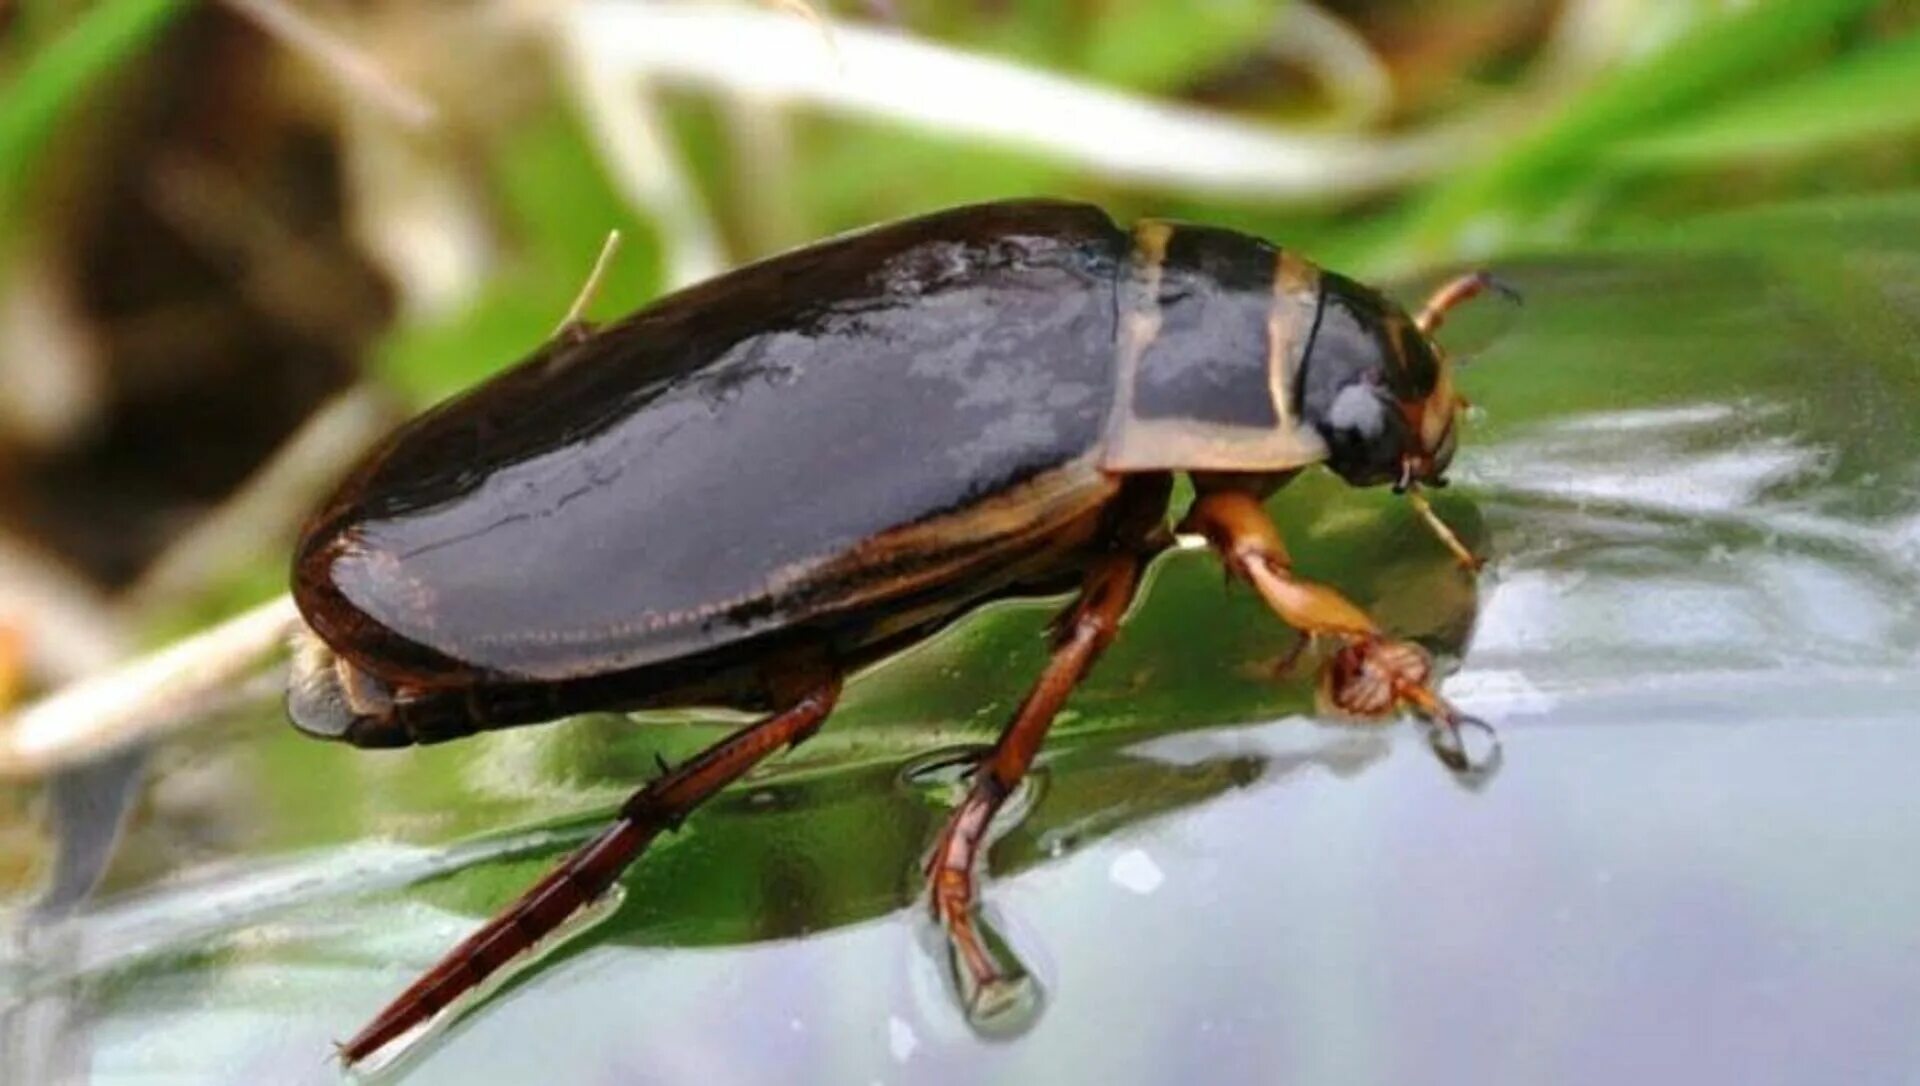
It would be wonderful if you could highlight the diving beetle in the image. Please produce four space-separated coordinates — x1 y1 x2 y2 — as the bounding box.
287 199 1508 1064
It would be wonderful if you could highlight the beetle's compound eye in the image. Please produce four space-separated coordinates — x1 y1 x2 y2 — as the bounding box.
1320 373 1413 487
1327 381 1389 436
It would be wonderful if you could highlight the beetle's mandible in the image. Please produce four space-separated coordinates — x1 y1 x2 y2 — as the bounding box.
286 200 1510 1064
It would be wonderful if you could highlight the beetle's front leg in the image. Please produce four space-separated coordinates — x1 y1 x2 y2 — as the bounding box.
1179 487 1497 774
925 549 1142 1027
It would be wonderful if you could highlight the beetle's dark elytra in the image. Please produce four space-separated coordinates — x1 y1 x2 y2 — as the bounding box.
288 199 1501 1066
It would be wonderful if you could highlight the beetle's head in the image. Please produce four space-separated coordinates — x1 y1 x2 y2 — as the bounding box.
1300 272 1489 492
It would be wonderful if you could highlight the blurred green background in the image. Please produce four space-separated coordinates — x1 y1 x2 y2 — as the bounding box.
4 2 1920 1083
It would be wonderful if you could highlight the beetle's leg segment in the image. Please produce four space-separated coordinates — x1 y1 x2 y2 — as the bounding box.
552 228 624 343
926 550 1142 1022
1416 269 1520 337
1405 486 1483 571
1180 488 1378 639
1180 488 1497 774
339 661 842 1067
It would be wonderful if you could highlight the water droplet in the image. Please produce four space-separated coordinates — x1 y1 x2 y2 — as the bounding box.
1108 848 1164 895
886 1015 919 1062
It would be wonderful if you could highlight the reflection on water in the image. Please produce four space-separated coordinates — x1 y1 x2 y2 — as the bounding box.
7 229 1920 1084
1470 399 1920 687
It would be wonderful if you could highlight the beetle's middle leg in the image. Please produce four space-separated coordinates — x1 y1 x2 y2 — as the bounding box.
925 547 1143 1023
923 474 1170 1025
1179 483 1496 772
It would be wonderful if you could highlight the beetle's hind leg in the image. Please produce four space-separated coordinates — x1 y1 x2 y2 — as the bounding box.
336 653 842 1067
1180 485 1498 774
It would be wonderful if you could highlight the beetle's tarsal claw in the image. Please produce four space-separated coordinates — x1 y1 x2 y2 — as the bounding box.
1425 711 1502 780
938 905 1044 1040
963 971 1043 1040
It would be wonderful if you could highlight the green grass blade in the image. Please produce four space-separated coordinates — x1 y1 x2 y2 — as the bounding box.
1609 27 1920 167
1374 0 1881 267
0 0 189 216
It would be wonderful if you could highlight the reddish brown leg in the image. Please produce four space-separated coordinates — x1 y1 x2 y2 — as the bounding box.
1180 488 1497 774
341 662 842 1066
925 551 1142 1022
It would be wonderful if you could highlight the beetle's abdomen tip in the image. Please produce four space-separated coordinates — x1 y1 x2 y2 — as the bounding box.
287 628 407 747
286 630 348 736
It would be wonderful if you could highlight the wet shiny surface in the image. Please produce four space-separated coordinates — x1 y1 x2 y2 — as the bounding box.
7 197 1920 1084
299 200 1125 680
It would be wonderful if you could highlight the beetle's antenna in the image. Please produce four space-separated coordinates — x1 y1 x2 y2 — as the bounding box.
555 229 625 338
1415 270 1520 337
1406 487 1481 571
